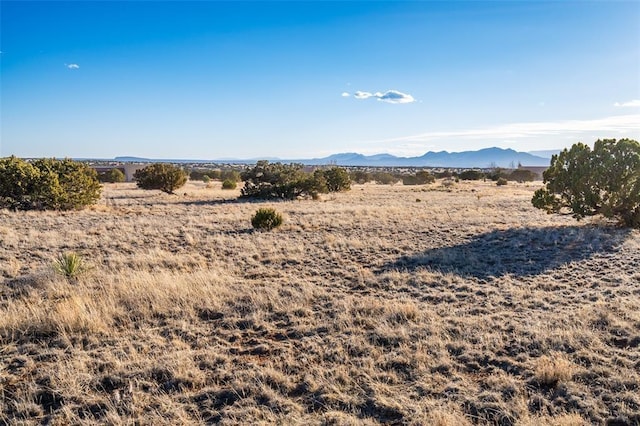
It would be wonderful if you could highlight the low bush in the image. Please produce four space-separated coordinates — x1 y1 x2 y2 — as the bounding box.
458 170 485 181
241 161 311 199
496 178 508 186
222 179 237 190
403 171 435 185
190 169 221 181
240 161 349 200
508 169 536 182
0 156 102 211
99 168 126 183
441 178 456 188
251 208 283 230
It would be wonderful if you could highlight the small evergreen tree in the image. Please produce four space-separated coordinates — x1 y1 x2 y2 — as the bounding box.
532 139 640 228
134 163 187 194
241 161 313 199
322 167 351 192
103 168 126 183
0 157 101 210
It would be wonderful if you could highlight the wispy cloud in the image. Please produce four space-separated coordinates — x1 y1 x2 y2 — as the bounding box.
341 92 350 97
353 91 374 99
351 89 415 104
66 63 80 69
350 114 640 157
369 114 640 144
614 100 640 108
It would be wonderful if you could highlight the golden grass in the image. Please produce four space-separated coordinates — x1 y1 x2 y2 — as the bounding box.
1 180 639 424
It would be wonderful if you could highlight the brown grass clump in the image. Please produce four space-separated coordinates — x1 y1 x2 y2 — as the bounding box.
1 180 638 425
533 352 576 387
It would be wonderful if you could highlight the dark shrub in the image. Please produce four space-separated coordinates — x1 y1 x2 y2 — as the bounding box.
251 208 283 230
458 170 485 181
100 168 125 183
508 169 536 182
403 171 435 185
134 163 188 194
532 139 640 228
241 161 321 200
222 179 237 190
322 167 351 192
0 156 102 210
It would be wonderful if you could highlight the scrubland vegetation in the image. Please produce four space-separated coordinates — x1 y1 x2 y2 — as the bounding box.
532 138 640 228
0 157 101 211
1 179 638 425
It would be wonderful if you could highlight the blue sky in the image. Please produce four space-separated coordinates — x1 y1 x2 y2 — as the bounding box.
1 1 639 160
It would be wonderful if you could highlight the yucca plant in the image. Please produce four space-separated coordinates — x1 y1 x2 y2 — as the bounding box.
53 252 87 279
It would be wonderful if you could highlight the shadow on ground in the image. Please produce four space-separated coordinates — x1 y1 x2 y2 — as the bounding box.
381 225 631 279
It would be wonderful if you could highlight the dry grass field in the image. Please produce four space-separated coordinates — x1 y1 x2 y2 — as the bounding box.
1 180 639 425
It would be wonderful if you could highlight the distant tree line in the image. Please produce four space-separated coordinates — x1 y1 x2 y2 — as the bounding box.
349 168 536 185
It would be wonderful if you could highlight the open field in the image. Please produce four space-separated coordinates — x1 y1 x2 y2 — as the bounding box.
1 180 639 425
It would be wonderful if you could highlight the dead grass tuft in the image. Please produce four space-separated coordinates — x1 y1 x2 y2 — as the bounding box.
533 352 577 387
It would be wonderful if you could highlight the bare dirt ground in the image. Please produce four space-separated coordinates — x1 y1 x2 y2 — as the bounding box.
1 180 639 425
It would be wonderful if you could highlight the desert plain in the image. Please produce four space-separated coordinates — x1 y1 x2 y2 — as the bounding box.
1 180 639 425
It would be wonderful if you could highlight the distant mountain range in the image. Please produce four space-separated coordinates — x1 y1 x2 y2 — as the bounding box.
297 148 551 168
115 147 552 168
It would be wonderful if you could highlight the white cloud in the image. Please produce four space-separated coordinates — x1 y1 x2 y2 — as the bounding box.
614 100 640 108
66 63 80 69
352 89 415 104
376 90 415 104
370 114 640 144
341 92 350 97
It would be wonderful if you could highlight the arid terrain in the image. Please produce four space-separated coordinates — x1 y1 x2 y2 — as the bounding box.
1 180 638 425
